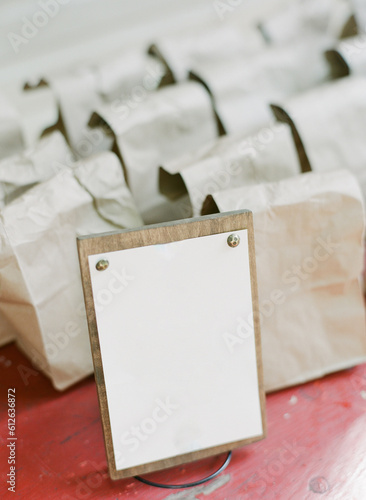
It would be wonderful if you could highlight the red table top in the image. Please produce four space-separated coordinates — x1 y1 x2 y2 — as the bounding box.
1 341 366 499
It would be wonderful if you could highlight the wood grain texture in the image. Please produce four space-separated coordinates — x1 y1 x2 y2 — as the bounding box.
77 210 266 480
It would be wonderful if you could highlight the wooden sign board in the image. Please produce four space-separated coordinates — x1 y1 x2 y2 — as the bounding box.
77 210 266 480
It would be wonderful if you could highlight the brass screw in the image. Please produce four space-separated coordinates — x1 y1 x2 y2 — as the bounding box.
96 259 109 271
227 233 240 248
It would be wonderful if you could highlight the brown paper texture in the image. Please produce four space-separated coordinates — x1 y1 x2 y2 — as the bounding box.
90 81 218 224
271 77 366 208
203 170 366 392
0 152 143 390
161 123 301 217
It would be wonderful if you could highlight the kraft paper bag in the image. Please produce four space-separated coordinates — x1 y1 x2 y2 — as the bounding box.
0 152 143 390
202 170 366 392
190 41 330 135
160 123 301 217
0 92 24 160
25 52 165 157
150 23 265 82
0 131 73 347
271 77 366 207
259 0 352 45
89 81 218 224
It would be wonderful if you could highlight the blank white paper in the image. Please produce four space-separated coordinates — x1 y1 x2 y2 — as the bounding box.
88 228 263 471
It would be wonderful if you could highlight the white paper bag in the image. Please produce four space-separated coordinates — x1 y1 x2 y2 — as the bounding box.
190 41 330 135
150 23 265 82
0 92 24 160
0 152 142 390
353 0 366 31
260 0 352 45
0 131 73 347
25 52 165 157
271 77 366 207
90 81 218 224
160 123 301 217
0 131 73 208
203 170 366 392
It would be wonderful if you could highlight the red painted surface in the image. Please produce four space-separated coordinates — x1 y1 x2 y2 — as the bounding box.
1 342 366 499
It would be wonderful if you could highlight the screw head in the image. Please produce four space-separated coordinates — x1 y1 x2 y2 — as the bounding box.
96 259 109 271
227 233 240 248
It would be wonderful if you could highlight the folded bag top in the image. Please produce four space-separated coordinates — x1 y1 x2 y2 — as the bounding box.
271 77 366 210
160 122 301 218
89 81 218 224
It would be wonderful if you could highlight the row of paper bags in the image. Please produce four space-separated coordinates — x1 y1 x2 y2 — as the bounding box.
8 0 355 160
0 73 366 390
1 0 363 165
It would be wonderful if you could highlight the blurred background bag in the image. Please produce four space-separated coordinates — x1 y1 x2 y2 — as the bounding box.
90 81 218 224
160 122 301 217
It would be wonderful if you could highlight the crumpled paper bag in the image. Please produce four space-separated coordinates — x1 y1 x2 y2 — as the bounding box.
0 151 142 390
271 77 366 207
0 92 24 160
202 169 366 392
0 131 73 208
0 131 73 347
160 123 301 217
150 22 265 82
24 52 165 157
190 40 331 135
89 81 218 224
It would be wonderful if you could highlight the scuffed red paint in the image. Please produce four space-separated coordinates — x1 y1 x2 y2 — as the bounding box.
1 343 366 499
